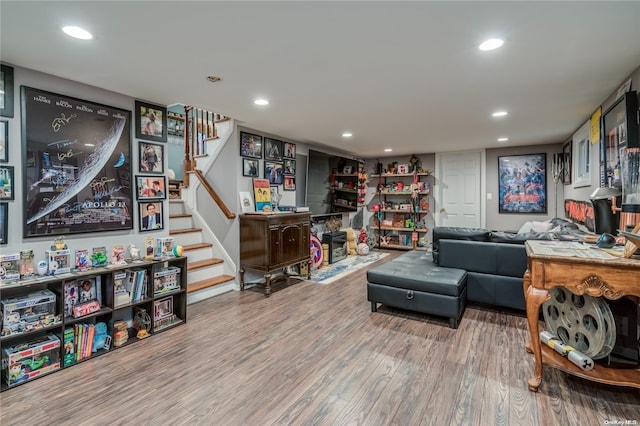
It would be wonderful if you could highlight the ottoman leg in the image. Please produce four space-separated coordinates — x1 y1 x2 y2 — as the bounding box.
371 302 378 312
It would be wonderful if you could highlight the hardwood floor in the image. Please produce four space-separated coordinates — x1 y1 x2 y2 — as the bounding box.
1 250 638 425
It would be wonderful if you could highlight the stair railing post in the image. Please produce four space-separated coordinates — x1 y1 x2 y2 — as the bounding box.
183 105 193 187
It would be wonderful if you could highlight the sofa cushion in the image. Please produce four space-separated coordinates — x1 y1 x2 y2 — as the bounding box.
439 240 497 274
432 226 491 264
495 243 528 277
391 250 432 264
467 272 525 310
366 260 466 297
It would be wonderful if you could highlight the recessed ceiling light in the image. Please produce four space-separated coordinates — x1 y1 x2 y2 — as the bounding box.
254 99 269 106
479 38 503 51
492 111 508 117
497 137 509 142
84 143 95 147
342 132 352 138
384 148 392 152
62 26 93 40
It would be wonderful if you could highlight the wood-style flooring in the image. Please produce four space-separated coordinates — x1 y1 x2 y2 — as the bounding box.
1 250 638 425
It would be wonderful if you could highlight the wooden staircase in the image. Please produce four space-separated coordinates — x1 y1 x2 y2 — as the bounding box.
169 199 235 303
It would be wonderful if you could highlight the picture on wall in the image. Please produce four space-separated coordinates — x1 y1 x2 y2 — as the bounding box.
0 165 14 200
264 138 283 161
243 158 259 177
284 142 296 159
601 91 638 188
0 120 7 162
136 175 167 200
22 86 133 237
284 159 296 175
139 201 164 232
252 178 271 212
562 140 571 185
265 160 283 185
139 141 164 173
0 65 14 118
240 131 262 159
0 202 7 244
284 176 296 191
135 100 167 143
498 153 547 214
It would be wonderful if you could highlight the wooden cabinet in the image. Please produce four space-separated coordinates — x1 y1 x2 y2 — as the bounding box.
370 173 433 250
239 212 311 297
0 257 187 392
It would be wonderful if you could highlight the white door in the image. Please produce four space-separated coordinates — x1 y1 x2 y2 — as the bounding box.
436 151 483 228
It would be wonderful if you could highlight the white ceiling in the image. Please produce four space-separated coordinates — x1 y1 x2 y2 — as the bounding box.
2 1 640 158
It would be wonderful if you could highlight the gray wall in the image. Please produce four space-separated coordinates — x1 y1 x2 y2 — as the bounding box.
2 65 169 257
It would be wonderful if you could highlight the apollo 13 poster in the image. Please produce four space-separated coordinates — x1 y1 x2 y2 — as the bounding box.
22 86 133 237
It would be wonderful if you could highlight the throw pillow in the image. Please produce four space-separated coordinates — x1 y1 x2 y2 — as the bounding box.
531 221 554 233
517 221 533 234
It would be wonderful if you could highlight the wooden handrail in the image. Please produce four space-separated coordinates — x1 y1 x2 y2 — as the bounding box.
190 169 236 219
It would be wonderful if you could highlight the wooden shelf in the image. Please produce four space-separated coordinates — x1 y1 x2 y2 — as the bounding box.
371 173 432 178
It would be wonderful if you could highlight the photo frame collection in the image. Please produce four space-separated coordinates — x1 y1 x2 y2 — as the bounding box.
135 101 168 232
240 131 297 196
498 153 547 214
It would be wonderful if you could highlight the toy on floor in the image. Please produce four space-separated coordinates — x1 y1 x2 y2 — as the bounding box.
345 227 358 255
358 228 368 245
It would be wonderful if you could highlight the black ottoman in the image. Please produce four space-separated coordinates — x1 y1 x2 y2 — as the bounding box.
367 257 467 328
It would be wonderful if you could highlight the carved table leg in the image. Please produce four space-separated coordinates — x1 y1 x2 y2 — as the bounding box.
239 268 245 291
525 283 550 392
264 273 272 297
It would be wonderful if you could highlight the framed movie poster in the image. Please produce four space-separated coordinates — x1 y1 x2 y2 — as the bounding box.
498 153 547 214
252 178 271 212
22 86 133 238
135 100 167 143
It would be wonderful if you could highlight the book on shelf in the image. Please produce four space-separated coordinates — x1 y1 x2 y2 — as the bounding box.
126 269 148 302
63 327 75 367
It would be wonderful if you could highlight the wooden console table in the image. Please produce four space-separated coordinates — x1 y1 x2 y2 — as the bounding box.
523 240 640 391
239 212 311 297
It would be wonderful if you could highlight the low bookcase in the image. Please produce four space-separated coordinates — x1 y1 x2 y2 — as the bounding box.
0 256 187 391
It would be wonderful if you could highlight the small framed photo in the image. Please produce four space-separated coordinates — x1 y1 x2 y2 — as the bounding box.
562 139 572 185
284 159 296 176
284 142 296 159
265 138 283 161
139 201 164 232
270 186 279 205
139 141 164 173
0 165 14 200
284 176 296 191
243 158 259 177
240 131 262 159
0 120 7 162
265 161 283 185
154 296 173 321
136 175 167 200
0 202 7 244
135 100 167 142
1 65 14 118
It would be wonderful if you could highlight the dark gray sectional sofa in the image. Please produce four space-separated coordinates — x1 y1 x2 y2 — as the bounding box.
367 219 586 327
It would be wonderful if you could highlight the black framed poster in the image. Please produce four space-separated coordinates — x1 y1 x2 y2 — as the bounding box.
21 86 133 237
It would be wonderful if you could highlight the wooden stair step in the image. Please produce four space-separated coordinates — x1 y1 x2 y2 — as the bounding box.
188 258 223 271
187 274 235 293
169 227 202 235
182 242 213 251
169 213 192 219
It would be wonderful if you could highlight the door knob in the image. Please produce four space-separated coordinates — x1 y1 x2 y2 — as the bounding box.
440 208 446 213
